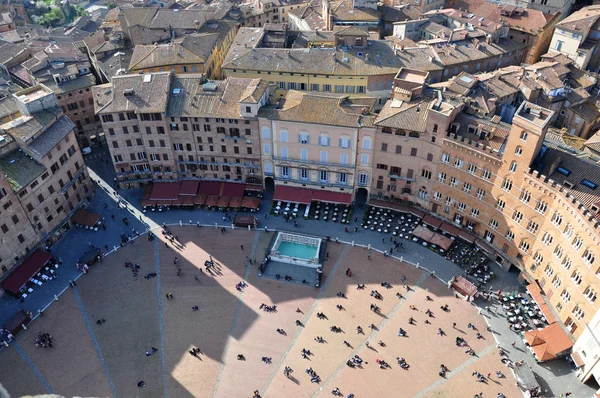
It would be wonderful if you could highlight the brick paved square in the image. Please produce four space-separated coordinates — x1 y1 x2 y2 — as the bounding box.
0 233 523 398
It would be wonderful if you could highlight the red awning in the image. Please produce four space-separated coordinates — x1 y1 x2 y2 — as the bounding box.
71 209 101 227
194 194 207 205
412 225 435 241
440 222 460 236
171 198 183 206
205 195 219 206
181 196 196 206
1 250 52 294
274 186 313 204
241 196 260 209
141 187 152 206
527 283 557 324
423 214 442 229
476 239 495 255
452 276 478 297
141 199 156 207
221 182 245 198
199 181 222 196
229 197 243 208
458 230 475 243
217 196 231 207
179 181 199 196
245 183 263 192
312 190 352 205
430 233 454 250
150 182 181 200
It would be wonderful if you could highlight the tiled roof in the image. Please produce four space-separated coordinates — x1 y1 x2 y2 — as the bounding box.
556 5 600 32
240 78 269 103
288 5 327 30
39 73 96 95
546 129 587 151
0 97 20 120
121 7 227 30
0 150 45 191
453 112 509 152
224 37 410 75
332 26 369 36
27 115 76 157
95 50 132 81
570 101 600 122
128 33 220 70
166 76 263 119
469 3 554 32
94 72 172 114
374 98 429 132
259 91 376 128
0 39 26 65
537 146 600 210
331 0 381 21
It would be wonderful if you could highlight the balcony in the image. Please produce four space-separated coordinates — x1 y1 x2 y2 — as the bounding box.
273 156 355 168
277 177 350 189
176 160 257 168
389 173 415 182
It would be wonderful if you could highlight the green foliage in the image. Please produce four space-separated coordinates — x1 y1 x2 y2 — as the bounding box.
40 7 63 27
107 1 117 8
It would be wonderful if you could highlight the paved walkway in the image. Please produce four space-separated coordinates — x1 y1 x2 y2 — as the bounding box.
0 148 594 397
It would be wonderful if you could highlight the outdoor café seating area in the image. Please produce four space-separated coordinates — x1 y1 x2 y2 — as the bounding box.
70 209 102 231
0 250 58 300
141 181 262 213
363 206 420 235
502 292 550 332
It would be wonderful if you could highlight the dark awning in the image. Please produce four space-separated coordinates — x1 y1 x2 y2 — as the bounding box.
274 186 313 204
194 194 207 205
221 182 245 198
423 214 442 229
150 182 181 200
476 239 495 255
229 197 243 208
199 181 222 196
179 181 199 196
245 183 263 192
440 222 460 236
205 195 219 206
311 190 352 205
217 196 231 207
180 196 196 206
458 230 475 243
71 209 101 227
241 196 260 209
1 250 52 294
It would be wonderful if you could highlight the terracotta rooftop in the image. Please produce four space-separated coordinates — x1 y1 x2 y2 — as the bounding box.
259 91 377 128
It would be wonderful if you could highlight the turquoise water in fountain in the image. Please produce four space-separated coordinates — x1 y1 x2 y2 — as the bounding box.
277 241 318 260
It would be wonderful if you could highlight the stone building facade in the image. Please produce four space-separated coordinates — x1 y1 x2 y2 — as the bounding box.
93 73 269 187
258 90 376 200
0 85 91 278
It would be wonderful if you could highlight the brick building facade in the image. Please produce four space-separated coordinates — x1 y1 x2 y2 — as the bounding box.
0 85 92 278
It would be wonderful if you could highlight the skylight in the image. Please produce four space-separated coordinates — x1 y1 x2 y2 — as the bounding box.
581 179 597 190
556 166 571 176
